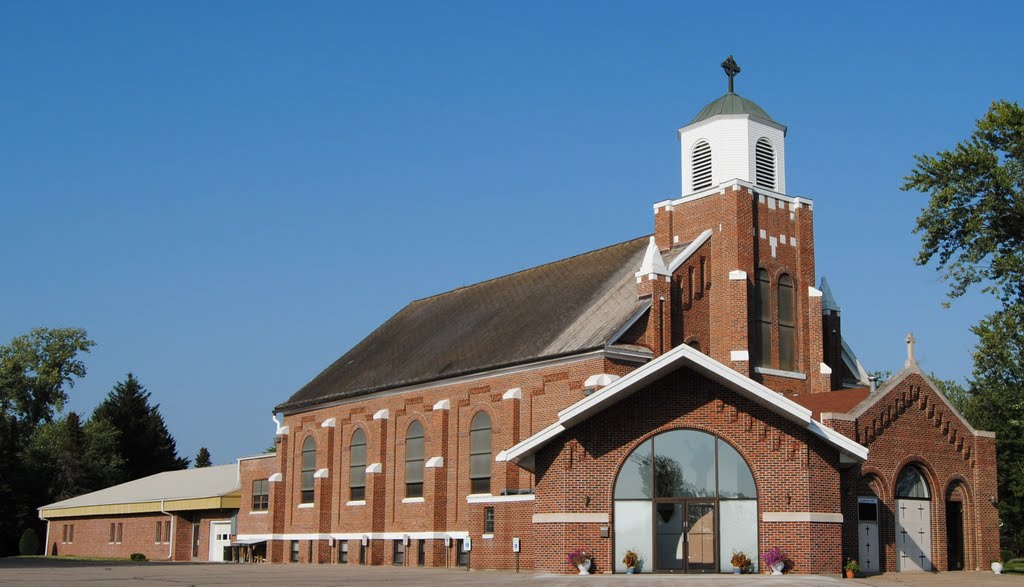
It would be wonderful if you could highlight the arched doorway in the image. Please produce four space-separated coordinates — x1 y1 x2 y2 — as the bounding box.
612 429 757 574
895 465 932 571
945 481 969 571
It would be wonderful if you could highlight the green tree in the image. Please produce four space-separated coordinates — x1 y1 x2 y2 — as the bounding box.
23 412 126 504
904 100 1024 554
0 327 93 556
194 446 212 468
92 373 189 481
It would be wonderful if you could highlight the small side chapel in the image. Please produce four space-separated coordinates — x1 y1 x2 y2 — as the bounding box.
231 58 1000 575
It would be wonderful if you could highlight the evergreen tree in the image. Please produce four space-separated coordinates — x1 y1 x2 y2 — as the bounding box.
194 446 212 468
92 374 189 480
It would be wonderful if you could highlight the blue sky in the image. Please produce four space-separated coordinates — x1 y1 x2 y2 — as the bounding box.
2 2 1021 465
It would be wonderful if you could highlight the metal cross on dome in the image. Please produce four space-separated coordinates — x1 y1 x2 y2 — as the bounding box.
722 56 741 93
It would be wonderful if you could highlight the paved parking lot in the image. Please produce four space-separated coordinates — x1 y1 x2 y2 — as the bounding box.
0 559 1022 586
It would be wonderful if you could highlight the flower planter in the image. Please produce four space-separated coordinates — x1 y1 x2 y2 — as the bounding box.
771 561 785 575
992 561 1004 574
625 567 635 575
577 559 592 575
733 566 742 574
845 570 855 578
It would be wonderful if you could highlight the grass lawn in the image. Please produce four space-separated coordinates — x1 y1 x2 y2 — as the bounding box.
1005 559 1024 574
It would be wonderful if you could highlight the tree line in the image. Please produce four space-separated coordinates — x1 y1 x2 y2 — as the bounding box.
0 327 210 556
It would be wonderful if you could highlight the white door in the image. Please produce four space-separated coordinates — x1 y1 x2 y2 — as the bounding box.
208 521 232 562
895 498 931 571
857 497 880 574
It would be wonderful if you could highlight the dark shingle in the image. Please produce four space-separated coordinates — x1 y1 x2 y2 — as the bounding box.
276 236 654 412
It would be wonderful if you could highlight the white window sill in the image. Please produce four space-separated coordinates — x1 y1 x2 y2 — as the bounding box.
481 533 494 540
754 366 807 380
401 497 425 504
346 500 366 507
298 503 314 509
249 511 269 515
466 493 536 504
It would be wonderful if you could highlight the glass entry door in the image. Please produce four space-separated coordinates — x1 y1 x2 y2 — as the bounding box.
654 501 715 573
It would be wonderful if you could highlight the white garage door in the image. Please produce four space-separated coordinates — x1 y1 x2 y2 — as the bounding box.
208 521 232 562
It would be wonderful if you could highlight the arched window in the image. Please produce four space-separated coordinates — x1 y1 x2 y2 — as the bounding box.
754 268 771 367
613 430 758 573
469 412 492 495
349 429 367 501
405 421 425 498
778 274 795 371
896 465 931 499
692 140 712 191
300 436 316 504
755 137 775 189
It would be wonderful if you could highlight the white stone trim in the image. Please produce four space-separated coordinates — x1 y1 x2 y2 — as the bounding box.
237 453 276 462
481 533 494 540
297 503 314 509
268 473 282 483
248 511 268 515
466 493 535 504
808 286 823 298
237 531 473 542
728 270 747 281
532 513 608 524
730 350 749 362
762 512 843 523
320 418 336 428
425 456 444 468
583 374 619 388
754 366 807 380
313 468 329 479
432 399 450 411
372 409 389 420
820 362 833 375
667 228 713 273
502 388 522 401
401 497 425 504
365 463 382 474
346 500 366 507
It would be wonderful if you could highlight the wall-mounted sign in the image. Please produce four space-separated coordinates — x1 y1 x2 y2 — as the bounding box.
512 537 520 553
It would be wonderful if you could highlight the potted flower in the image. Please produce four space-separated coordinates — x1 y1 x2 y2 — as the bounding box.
568 547 594 575
844 558 860 578
762 546 786 575
992 556 1004 575
622 549 640 574
730 550 751 574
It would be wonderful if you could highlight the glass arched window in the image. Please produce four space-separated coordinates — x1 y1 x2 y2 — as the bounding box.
778 274 795 371
755 137 776 189
613 430 757 573
300 436 316 504
754 268 771 367
896 465 930 499
469 412 492 495
692 140 713 191
405 421 425 498
350 429 367 501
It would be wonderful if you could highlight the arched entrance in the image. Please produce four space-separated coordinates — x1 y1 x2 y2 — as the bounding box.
612 429 757 574
895 465 932 571
945 480 969 571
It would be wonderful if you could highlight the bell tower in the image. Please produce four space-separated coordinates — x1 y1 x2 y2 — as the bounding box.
678 56 788 197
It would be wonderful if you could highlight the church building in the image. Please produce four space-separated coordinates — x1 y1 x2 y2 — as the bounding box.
43 59 997 575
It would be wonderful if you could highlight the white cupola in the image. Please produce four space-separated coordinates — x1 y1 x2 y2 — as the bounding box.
678 57 788 196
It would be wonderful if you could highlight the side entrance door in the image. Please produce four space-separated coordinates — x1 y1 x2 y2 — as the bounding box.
858 497 881 574
208 521 232 562
654 501 715 573
946 501 965 571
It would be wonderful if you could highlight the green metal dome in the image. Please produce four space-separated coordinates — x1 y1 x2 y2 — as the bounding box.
689 92 776 125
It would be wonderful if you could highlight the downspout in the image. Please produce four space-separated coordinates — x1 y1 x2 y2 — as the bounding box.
160 501 173 561
39 511 50 556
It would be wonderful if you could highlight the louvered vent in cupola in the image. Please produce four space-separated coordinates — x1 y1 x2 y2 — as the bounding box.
755 137 775 189
692 140 712 191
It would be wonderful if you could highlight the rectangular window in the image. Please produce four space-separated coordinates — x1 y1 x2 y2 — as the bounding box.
290 540 299 563
417 539 425 566
393 540 405 565
339 541 348 564
62 524 68 543
859 500 879 522
163 519 171 543
69 524 74 543
109 523 116 544
698 256 706 297
156 521 162 543
192 521 200 558
252 479 269 511
116 522 123 543
484 507 495 533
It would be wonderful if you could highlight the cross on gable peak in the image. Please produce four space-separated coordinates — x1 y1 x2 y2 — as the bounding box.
905 332 918 368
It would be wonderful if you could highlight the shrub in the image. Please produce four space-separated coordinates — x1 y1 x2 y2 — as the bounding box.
18 528 40 555
731 550 751 570
622 549 639 568
845 558 860 573
129 553 147 561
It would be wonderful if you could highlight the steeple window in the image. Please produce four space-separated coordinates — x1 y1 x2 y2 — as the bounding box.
692 140 712 191
778 274 795 371
755 137 775 190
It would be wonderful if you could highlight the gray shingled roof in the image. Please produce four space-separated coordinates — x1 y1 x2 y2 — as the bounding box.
276 236 657 413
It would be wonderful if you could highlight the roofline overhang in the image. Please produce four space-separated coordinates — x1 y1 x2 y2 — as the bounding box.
497 344 868 471
678 112 788 136
39 492 241 519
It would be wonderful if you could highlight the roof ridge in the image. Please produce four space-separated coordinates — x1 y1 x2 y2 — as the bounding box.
407 234 651 305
